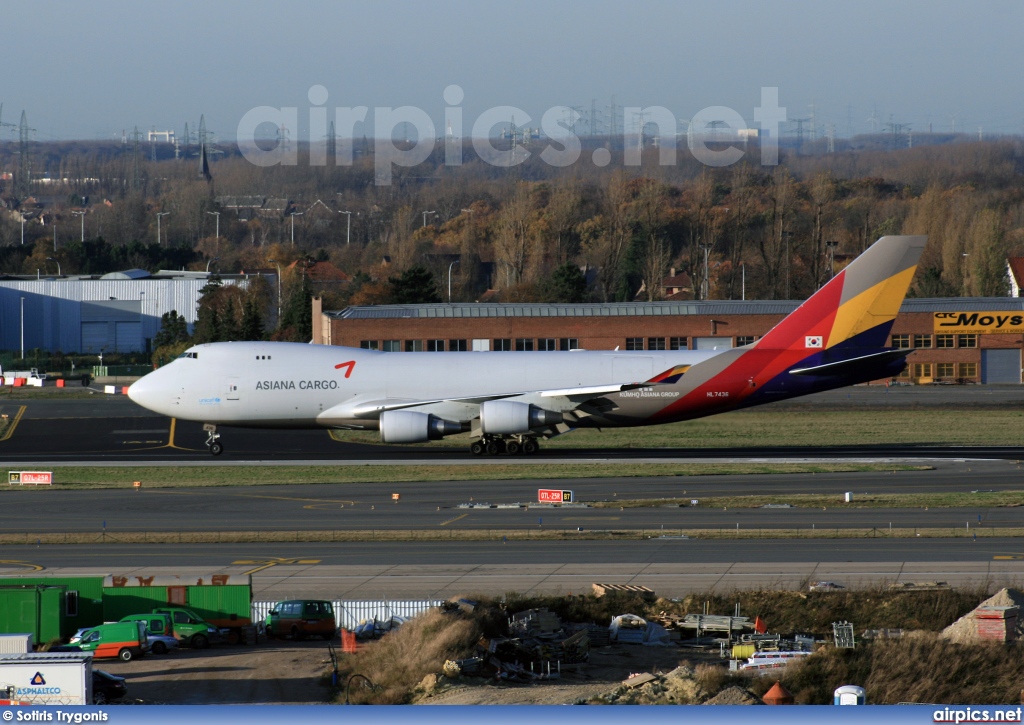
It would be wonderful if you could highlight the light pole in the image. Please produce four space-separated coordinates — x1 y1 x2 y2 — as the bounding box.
139 291 145 350
20 296 24 360
700 243 712 300
421 210 436 227
741 261 745 301
339 210 351 245
447 259 460 302
782 230 794 299
268 258 283 323
53 223 57 252
206 211 220 239
206 256 219 273
20 216 24 246
72 210 85 242
290 212 303 246
156 212 170 246
45 257 60 276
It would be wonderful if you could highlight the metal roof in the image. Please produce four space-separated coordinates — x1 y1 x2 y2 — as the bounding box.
331 298 1024 320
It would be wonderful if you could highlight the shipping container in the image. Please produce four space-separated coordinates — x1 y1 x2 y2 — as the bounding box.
102 575 252 643
0 576 104 633
0 653 92 705
0 586 68 644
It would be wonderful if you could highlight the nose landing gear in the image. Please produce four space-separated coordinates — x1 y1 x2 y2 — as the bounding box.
203 424 224 456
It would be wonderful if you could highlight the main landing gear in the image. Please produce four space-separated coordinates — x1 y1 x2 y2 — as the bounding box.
469 435 540 456
203 424 224 456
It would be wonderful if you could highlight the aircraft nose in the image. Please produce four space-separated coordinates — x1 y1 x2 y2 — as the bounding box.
127 376 152 407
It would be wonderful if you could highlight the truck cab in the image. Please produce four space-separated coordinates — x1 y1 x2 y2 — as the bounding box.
152 607 225 649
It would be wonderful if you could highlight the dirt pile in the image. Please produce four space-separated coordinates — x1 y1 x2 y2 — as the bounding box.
940 588 1024 644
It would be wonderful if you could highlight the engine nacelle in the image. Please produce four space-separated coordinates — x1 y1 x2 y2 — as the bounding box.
379 410 464 444
479 400 563 435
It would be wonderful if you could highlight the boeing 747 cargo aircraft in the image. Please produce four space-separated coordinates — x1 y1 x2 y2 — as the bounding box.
128 235 926 456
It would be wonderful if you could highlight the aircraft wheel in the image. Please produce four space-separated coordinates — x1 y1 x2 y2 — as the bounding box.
505 440 521 455
470 441 485 456
523 439 539 455
209 441 224 456
485 441 500 455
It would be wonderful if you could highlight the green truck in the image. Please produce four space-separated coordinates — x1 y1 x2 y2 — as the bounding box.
0 585 68 644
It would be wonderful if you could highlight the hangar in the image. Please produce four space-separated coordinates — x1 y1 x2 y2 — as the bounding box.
0 269 275 355
313 298 1024 385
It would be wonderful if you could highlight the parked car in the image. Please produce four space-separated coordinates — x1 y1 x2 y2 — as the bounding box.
264 600 336 640
92 670 127 704
145 631 178 655
67 621 148 660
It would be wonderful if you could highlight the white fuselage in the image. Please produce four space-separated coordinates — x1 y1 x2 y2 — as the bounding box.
128 341 722 429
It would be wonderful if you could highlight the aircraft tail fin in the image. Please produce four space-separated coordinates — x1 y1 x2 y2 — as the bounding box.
754 235 927 352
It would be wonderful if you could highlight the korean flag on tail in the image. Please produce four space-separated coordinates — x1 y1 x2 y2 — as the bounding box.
805 335 823 348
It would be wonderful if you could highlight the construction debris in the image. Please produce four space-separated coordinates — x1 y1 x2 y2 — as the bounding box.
593 583 656 601
942 589 1024 644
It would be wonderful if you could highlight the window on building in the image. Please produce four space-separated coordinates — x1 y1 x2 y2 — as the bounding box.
897 365 911 379
493 338 511 351
891 334 911 349
936 363 955 378
736 336 757 347
959 362 977 378
935 333 955 349
913 334 932 348
515 338 534 351
359 340 379 350
382 340 401 352
426 339 445 352
449 339 468 351
472 339 490 351
647 337 666 350
912 362 933 379
625 337 643 351
669 337 688 350
559 338 579 351
537 338 556 351
66 591 79 617
958 334 978 348
405 340 424 352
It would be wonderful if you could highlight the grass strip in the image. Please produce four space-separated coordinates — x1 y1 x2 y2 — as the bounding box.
594 490 1024 510
0 463 928 490
0 526 1018 545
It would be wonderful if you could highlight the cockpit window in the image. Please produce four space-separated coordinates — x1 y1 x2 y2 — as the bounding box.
177 352 199 359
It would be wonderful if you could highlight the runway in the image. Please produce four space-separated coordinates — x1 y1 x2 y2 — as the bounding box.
1 539 1020 599
2 395 1024 463
0 389 1021 599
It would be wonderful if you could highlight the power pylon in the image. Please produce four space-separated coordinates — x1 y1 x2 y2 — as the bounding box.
16 111 35 198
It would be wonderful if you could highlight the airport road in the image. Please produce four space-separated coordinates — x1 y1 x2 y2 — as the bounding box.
1 467 1023 534
0 539 1021 599
2 395 1024 463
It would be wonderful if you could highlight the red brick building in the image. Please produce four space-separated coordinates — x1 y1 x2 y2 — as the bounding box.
312 298 1024 384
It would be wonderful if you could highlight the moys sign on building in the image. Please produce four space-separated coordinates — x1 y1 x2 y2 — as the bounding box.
934 312 1024 334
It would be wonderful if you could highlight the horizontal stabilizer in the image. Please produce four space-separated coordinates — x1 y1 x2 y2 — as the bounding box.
788 349 911 377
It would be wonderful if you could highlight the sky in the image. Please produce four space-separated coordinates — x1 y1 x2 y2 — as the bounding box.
2 0 1022 142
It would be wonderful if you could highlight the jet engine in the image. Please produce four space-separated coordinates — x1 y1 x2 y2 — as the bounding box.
379 410 464 444
479 400 563 435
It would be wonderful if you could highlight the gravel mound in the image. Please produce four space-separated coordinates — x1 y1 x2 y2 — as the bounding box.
940 588 1024 644
704 686 763 705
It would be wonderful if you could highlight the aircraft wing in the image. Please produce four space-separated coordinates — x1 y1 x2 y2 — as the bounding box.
348 382 654 418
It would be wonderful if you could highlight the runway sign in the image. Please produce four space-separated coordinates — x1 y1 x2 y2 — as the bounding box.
9 471 53 485
538 489 573 503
